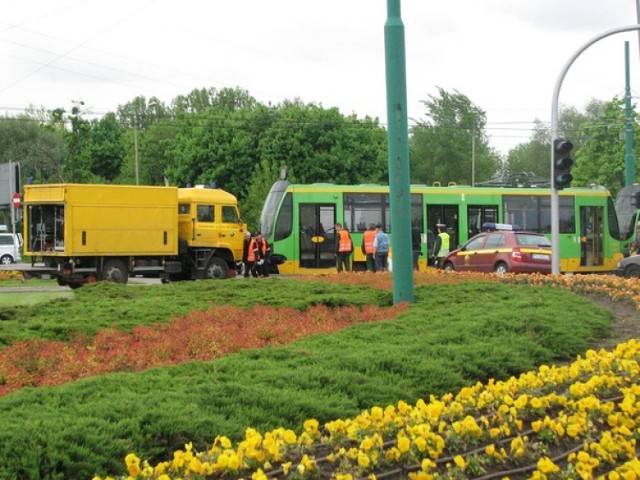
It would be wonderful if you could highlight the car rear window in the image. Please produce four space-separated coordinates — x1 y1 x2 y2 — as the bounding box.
515 233 551 247
0 235 13 245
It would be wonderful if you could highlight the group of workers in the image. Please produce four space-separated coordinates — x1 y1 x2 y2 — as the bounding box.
242 231 271 277
333 222 450 273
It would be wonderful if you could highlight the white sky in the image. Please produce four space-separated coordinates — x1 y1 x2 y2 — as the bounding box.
1 0 640 155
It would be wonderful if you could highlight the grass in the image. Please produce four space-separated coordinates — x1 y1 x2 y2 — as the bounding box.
0 277 614 480
0 279 392 347
0 291 71 306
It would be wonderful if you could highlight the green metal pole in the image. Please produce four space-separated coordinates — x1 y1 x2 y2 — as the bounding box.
624 41 636 187
384 0 414 304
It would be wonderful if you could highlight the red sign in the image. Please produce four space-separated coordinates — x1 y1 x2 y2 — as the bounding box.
12 192 20 209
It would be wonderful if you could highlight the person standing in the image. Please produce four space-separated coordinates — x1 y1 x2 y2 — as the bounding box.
373 223 390 272
412 223 422 271
242 230 252 277
248 232 267 277
335 223 353 273
361 223 377 272
431 224 450 269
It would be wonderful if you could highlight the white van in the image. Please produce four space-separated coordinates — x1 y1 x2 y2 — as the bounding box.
0 229 22 264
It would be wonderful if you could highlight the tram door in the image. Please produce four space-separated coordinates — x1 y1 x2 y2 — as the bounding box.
299 203 336 269
426 205 459 253
580 206 604 267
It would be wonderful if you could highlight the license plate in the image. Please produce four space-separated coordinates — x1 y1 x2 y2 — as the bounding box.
532 253 550 260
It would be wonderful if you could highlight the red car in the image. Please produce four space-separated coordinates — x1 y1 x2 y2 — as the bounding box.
442 224 552 275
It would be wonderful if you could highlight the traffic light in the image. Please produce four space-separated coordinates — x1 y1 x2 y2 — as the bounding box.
553 139 574 189
632 191 640 208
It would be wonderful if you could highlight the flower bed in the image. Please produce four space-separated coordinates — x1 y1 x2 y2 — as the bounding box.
302 271 640 310
0 303 406 397
95 339 640 480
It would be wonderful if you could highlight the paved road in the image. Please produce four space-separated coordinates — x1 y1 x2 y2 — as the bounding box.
0 276 162 294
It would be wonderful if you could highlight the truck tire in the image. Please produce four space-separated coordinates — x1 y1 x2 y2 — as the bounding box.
205 257 229 279
101 259 129 284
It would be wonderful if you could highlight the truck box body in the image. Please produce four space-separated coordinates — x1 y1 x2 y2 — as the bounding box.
25 184 178 257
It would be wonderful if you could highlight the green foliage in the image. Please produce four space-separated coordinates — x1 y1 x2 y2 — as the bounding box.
573 97 638 195
0 280 613 479
77 113 125 182
0 116 65 182
503 120 550 178
410 88 500 185
503 100 639 194
0 279 391 347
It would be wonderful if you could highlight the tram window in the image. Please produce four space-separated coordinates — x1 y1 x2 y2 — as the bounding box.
559 197 575 234
274 193 293 241
505 195 575 234
607 197 622 240
344 193 385 232
504 196 541 231
468 205 498 237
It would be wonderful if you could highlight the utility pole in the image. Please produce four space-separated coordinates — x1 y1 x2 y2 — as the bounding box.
471 132 476 187
384 0 414 303
624 41 636 187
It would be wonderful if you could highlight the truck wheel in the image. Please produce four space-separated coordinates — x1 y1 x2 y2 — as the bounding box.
0 255 13 265
101 259 129 284
205 257 229 279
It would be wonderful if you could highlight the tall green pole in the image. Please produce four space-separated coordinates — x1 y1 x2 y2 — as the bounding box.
384 0 414 303
624 41 636 187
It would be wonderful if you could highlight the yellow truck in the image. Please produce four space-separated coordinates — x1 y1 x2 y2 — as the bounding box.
22 183 246 287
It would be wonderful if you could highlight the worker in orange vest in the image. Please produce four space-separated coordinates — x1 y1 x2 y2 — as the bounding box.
247 232 268 277
361 223 377 272
335 223 353 273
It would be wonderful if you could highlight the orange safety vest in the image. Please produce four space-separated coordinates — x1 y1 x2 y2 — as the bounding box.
247 238 266 262
338 229 352 253
362 229 375 254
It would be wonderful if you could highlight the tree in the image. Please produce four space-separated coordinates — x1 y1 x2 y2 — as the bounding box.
171 87 257 115
76 113 125 182
117 96 169 128
410 88 500 185
503 103 598 183
572 97 636 195
503 120 550 178
257 100 387 185
240 158 288 232
0 116 65 183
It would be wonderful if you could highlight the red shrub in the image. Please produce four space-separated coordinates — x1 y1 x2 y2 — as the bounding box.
0 304 406 397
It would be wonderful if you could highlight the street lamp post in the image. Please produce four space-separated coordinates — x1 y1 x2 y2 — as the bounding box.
551 25 640 274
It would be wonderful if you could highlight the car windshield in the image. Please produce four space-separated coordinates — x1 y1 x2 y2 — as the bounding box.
516 233 551 247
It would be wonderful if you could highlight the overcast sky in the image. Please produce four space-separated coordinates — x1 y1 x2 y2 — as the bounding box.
2 0 640 155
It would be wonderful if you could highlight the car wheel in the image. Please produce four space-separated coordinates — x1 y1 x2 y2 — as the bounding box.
0 254 13 265
494 262 509 275
624 264 640 278
443 261 454 272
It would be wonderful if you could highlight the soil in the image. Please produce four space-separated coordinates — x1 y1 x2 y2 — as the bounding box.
584 295 640 351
